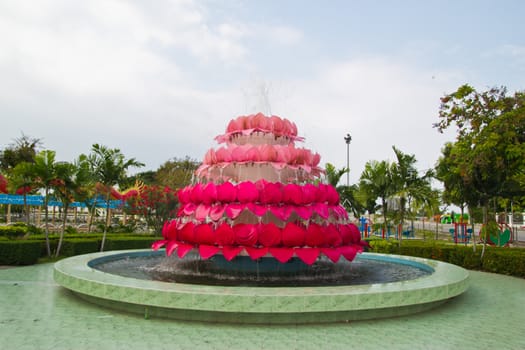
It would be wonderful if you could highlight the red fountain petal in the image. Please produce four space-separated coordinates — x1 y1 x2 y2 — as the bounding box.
325 224 343 247
165 241 178 256
269 206 286 221
295 206 312 220
274 145 285 163
258 222 282 247
217 182 237 202
226 118 240 133
222 246 243 261
183 203 196 216
295 248 320 265
225 203 244 219
215 147 232 163
161 221 169 238
246 146 261 162
250 204 267 217
302 183 317 205
259 182 282 204
245 247 269 260
194 223 215 245
269 247 294 263
280 205 294 221
283 183 303 205
179 222 195 243
231 145 249 162
315 184 329 203
165 220 178 240
282 222 305 247
177 243 194 258
338 224 352 245
215 223 235 246
326 185 340 205
270 115 284 134
312 153 321 166
260 144 278 162
237 181 259 203
320 248 341 263
252 113 266 130
152 240 167 251
305 223 325 247
199 245 220 259
339 245 358 261
190 183 203 203
195 204 211 220
348 223 361 244
313 203 329 219
209 205 226 221
233 224 258 246
202 183 217 204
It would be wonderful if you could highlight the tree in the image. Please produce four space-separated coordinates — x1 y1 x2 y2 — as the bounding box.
434 85 525 250
155 157 199 189
124 185 178 235
52 156 91 257
391 146 434 235
0 133 42 171
9 162 36 223
359 160 395 229
31 150 60 256
87 144 144 251
324 163 364 217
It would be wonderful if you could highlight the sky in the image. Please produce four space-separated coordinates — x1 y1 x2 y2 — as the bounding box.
1 0 524 185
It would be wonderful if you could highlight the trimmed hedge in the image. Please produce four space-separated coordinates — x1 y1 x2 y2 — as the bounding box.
104 236 157 251
0 241 41 265
0 225 27 238
369 239 525 278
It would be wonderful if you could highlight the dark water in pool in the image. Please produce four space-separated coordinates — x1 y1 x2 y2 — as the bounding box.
92 252 432 287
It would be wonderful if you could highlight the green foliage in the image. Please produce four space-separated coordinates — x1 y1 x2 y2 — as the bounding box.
0 225 27 238
103 236 157 251
0 241 41 265
482 249 525 277
154 156 199 189
369 239 525 277
58 239 100 256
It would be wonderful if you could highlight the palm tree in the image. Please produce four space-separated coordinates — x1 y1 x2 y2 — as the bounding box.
324 163 364 217
53 156 91 257
359 160 395 231
31 150 60 256
87 144 144 251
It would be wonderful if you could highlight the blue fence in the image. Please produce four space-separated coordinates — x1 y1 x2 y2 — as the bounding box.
0 194 122 209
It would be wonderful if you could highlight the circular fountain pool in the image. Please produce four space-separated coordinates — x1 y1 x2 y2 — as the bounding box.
54 249 469 324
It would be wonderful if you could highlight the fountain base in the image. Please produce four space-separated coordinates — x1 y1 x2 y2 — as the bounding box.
54 249 469 324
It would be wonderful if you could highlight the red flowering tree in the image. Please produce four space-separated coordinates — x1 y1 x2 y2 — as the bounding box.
124 185 178 235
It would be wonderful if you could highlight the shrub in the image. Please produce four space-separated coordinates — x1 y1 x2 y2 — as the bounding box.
59 239 100 256
368 239 522 278
0 225 27 238
104 236 157 251
0 241 41 265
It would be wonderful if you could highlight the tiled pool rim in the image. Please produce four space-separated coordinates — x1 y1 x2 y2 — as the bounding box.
53 250 469 324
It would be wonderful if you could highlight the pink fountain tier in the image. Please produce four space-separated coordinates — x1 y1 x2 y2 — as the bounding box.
152 113 367 265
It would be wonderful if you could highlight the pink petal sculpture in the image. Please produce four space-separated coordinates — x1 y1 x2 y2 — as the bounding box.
153 113 367 265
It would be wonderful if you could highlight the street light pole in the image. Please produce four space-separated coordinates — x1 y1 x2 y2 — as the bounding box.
344 133 352 187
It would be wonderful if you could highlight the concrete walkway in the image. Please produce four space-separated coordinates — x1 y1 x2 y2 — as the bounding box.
0 263 524 350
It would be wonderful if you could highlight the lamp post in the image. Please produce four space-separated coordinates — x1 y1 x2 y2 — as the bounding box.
344 133 352 186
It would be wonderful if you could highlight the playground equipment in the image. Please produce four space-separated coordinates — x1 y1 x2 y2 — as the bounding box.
479 223 513 247
449 223 472 244
441 213 469 224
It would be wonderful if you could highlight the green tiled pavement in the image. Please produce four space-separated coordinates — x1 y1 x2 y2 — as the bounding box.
1 263 524 350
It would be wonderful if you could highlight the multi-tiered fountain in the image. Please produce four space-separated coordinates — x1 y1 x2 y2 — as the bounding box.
54 113 469 324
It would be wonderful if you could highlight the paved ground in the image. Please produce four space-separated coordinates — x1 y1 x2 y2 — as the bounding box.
0 263 524 350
